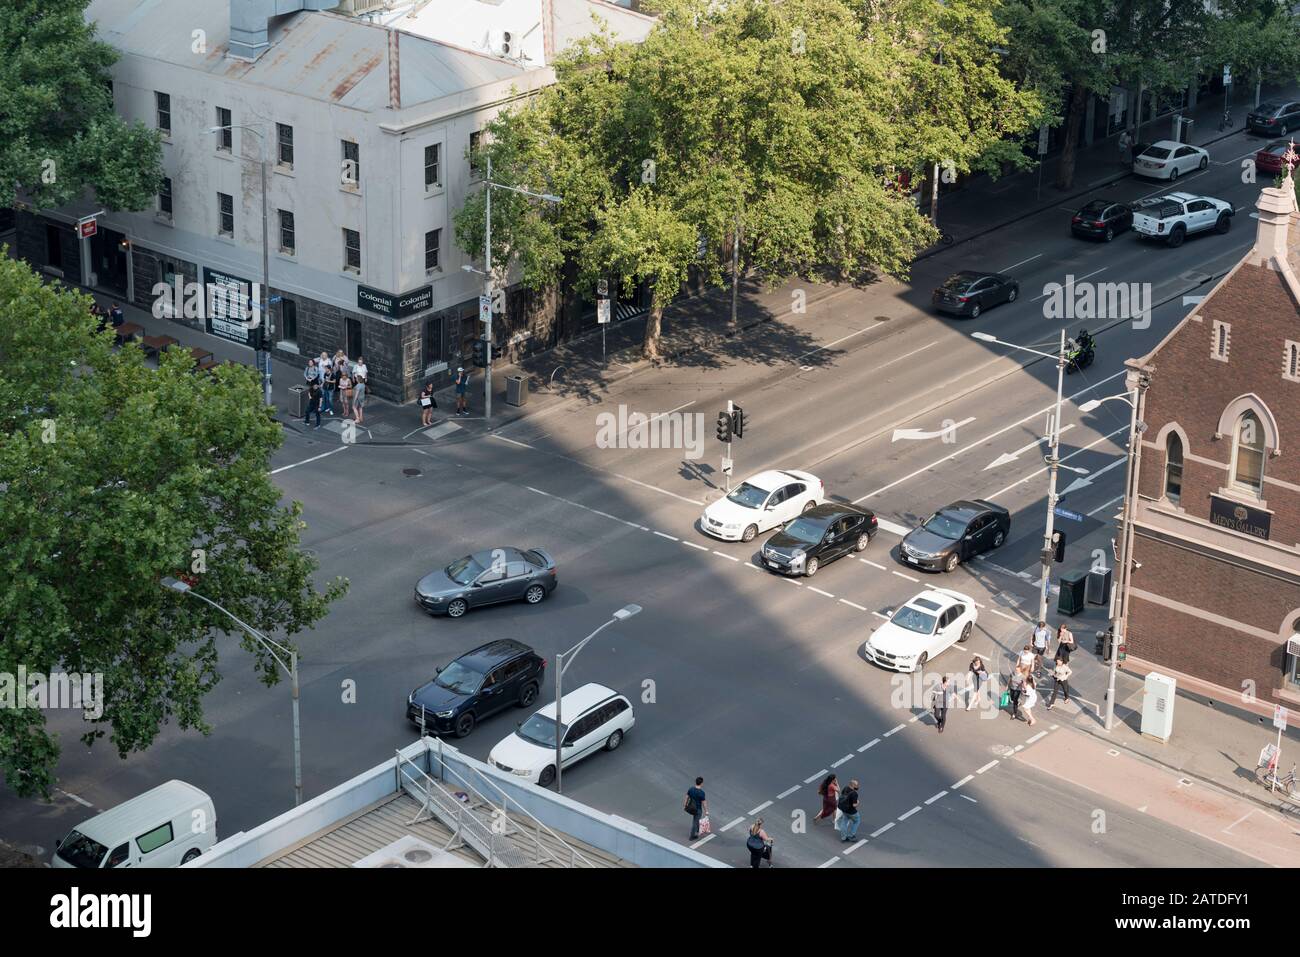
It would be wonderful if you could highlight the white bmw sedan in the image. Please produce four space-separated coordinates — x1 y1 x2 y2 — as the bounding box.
862 589 978 673
700 469 824 542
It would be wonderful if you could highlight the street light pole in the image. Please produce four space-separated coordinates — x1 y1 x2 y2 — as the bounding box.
160 577 302 806
484 154 493 423
1037 328 1068 623
553 605 642 794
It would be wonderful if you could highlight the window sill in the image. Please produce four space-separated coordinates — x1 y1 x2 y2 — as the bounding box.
277 340 300 355
425 267 443 278
216 234 236 245
425 185 445 198
214 151 234 162
1276 686 1300 706
342 268 361 277
155 215 173 227
424 361 448 377
274 165 294 177
1213 487 1270 511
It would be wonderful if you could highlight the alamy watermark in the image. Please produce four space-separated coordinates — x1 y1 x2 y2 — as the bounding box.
0 667 103 719
1041 274 1151 330
595 405 706 459
150 278 265 328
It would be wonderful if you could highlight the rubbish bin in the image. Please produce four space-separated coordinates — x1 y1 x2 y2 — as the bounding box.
288 384 306 418
1057 572 1088 616
506 374 529 407
1086 566 1113 605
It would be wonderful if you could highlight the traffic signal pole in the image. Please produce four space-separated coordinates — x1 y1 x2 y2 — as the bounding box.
484 155 493 423
726 399 734 493
1037 329 1068 624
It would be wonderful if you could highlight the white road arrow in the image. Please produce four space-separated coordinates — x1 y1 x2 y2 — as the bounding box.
1059 454 1127 497
983 424 1076 470
892 416 976 443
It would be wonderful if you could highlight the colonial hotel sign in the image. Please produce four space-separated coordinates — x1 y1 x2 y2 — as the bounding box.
1209 495 1272 540
356 283 433 319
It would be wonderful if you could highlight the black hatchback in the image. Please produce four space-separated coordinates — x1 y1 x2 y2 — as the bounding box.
1070 200 1132 241
408 639 546 738
760 503 877 577
931 271 1019 318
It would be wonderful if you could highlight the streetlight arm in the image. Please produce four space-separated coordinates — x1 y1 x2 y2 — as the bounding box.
559 616 620 674
179 590 292 679
489 181 562 203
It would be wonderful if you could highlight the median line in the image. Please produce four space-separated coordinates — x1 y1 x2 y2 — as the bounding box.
830 753 854 768
713 551 740 561
719 816 746 833
952 774 974 789
870 822 895 838
883 723 906 737
775 785 801 800
840 599 868 611
976 760 999 774
747 800 773 816
654 531 679 542
924 791 948 806
808 587 836 598
804 769 830 784
858 738 881 752
898 806 923 821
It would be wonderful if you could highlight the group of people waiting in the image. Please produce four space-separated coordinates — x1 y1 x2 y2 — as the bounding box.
302 351 367 428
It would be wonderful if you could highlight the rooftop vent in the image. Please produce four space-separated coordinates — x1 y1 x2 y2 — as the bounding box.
351 834 479 869
229 0 338 60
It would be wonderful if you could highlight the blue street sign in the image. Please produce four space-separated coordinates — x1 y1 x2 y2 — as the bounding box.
1054 507 1084 522
269 296 282 304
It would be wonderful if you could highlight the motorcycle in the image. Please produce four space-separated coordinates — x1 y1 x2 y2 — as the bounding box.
1065 330 1095 373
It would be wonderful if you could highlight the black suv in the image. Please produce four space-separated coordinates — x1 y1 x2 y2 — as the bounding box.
407 639 545 738
760 503 877 577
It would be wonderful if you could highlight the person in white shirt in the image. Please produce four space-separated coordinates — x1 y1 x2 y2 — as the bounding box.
1018 644 1035 672
1031 621 1051 674
1020 675 1039 726
352 357 368 383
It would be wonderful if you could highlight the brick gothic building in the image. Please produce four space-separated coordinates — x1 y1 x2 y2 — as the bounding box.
1123 176 1300 710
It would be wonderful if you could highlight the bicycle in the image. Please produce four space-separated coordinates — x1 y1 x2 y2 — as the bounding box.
1218 110 1234 132
1254 759 1296 796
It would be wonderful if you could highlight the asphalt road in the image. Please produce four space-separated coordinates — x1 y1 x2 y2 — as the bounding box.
3 138 1274 868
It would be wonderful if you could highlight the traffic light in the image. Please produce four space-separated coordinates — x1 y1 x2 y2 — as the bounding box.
731 406 744 439
1052 529 1067 563
472 337 487 368
716 411 732 443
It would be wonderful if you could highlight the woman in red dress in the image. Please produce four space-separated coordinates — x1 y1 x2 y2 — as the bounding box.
814 773 839 824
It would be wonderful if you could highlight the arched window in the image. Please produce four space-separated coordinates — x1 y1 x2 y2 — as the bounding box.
1164 433 1183 503
1232 411 1266 493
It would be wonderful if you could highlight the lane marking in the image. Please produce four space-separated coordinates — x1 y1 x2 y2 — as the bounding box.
526 486 552 497
690 834 715 849
840 599 868 611
831 753 855 768
876 518 912 537
961 795 979 803
490 434 705 504
859 738 881 752
818 857 842 868
898 806 923 821
809 587 836 598
794 325 880 364
747 800 773 816
1026 731 1048 744
952 774 974 789
871 822 895 838
985 427 1127 500
713 551 740 561
842 838 868 855
872 611 891 621
1087 494 1125 517
983 425 1075 469
924 791 948 805
976 760 999 774
56 788 95 809
892 571 920 582
776 785 801 800
720 816 747 833
654 531 679 542
490 434 535 449
1028 267 1108 302
270 446 350 474
682 541 710 551
990 609 1019 622
883 724 906 737
804 769 830 784
1000 253 1043 272
860 559 887 570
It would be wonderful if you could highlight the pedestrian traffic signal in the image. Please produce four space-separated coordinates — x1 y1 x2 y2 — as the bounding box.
1052 529 1067 563
732 406 744 439
472 337 488 368
716 411 732 443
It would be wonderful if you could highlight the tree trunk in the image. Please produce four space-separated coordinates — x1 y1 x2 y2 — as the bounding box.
642 303 663 360
1054 81 1089 191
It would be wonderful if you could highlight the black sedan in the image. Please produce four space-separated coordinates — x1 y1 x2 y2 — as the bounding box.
1070 199 1132 241
899 499 1010 573
1247 100 1300 137
931 271 1019 319
414 547 557 618
760 503 877 577
407 639 546 738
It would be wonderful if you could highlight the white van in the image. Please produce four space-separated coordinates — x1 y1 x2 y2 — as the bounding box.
53 780 217 868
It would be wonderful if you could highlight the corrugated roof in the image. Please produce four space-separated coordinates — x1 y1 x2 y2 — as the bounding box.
85 0 526 110
551 0 655 52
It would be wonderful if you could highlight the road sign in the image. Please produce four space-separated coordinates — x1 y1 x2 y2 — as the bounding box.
78 217 97 239
1037 124 1049 157
269 295 282 304
479 295 491 324
597 299 611 324
721 457 733 474
1223 66 1232 85
1275 705 1289 731
1054 506 1084 522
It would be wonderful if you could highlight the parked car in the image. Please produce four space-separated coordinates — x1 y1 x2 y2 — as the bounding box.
1254 139 1294 176
1130 191 1233 248
1247 100 1300 137
53 781 216 868
761 503 877 577
1132 140 1209 181
488 683 634 787
700 469 823 542
414 547 557 618
931 271 1019 319
407 639 546 738
899 499 1010 572
862 589 978 673
1070 199 1133 242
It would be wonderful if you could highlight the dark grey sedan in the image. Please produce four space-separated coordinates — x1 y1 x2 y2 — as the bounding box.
898 500 1010 573
415 547 557 618
931 271 1019 319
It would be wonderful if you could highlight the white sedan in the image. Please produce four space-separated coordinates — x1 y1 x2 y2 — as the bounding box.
862 588 977 673
488 683 634 787
1132 140 1209 182
700 469 824 542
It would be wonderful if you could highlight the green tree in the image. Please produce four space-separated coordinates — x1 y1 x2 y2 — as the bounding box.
0 0 164 211
0 256 346 799
1208 0 1300 110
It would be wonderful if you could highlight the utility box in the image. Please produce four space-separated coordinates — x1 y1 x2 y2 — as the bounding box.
1140 672 1176 742
506 374 528 407
288 384 306 418
1086 566 1113 605
1057 572 1088 616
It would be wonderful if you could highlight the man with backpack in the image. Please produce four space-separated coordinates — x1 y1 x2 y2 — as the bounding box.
836 779 861 842
685 776 707 841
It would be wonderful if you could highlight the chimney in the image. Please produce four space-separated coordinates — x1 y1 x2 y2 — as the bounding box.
1251 142 1299 267
388 29 401 109
229 0 336 61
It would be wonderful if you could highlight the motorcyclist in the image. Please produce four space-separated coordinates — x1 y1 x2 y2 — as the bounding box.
1068 328 1095 369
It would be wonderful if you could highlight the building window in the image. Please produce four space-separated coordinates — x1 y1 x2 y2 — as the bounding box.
215 107 232 152
341 140 360 187
158 177 173 219
1287 633 1300 689
424 316 444 369
279 210 295 254
343 228 361 273
1286 341 1300 383
1231 410 1265 493
280 298 298 345
217 192 234 236
469 131 482 176
424 143 441 189
155 92 171 134
425 229 441 273
1212 319 1230 362
1164 432 1183 504
277 123 294 168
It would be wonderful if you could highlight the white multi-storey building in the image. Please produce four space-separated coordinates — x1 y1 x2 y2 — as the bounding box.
15 0 652 400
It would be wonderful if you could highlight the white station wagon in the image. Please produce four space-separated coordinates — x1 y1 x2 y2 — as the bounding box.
862 589 978 673
489 683 634 787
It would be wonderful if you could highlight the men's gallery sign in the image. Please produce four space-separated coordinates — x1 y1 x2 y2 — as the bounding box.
1209 495 1271 540
357 283 432 319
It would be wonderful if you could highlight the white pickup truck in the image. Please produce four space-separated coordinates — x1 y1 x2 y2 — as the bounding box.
1131 191 1234 247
